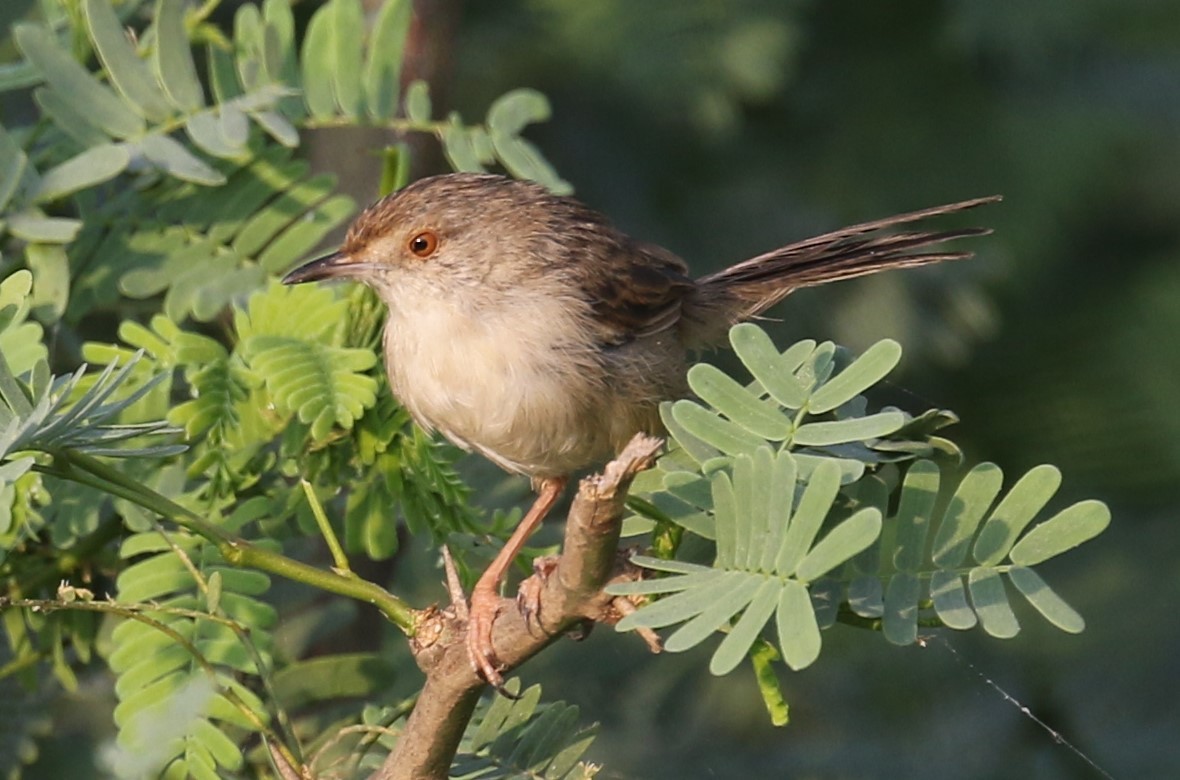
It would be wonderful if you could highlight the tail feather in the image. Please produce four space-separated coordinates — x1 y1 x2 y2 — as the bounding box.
692 195 1000 327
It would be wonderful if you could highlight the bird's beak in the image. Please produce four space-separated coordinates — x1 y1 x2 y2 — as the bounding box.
282 250 356 285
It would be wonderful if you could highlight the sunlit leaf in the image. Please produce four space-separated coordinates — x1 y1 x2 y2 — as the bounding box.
808 339 901 414
1008 499 1109 566
729 324 811 409
931 462 1002 567
891 460 939 572
7 212 82 243
792 411 905 447
775 580 820 670
670 400 766 456
795 507 881 582
973 464 1061 565
688 363 792 440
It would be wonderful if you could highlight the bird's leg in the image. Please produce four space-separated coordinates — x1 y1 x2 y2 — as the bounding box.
467 475 567 691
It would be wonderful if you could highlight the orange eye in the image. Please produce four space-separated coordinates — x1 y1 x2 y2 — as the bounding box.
407 230 439 259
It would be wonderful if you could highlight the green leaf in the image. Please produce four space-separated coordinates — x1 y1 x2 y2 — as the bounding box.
364 0 411 119
711 470 737 568
154 0 205 112
670 399 767 456
249 107 298 147
185 112 247 159
729 325 812 409
774 459 840 576
25 243 70 322
83 0 173 121
242 336 378 441
1008 499 1109 566
792 410 905 446
33 85 111 147
441 117 488 172
659 400 720 466
687 363 792 440
29 143 130 202
7 212 82 243
272 653 396 709
972 464 1061 565
328 0 364 118
0 124 27 211
808 339 901 414
232 172 336 258
15 23 144 138
233 3 266 92
300 4 336 119
492 134 572 194
257 193 354 273
757 449 796 573
968 567 1019 639
882 571 920 645
486 88 551 137
663 574 763 653
404 78 431 122
775 580 820 670
1007 567 1084 633
206 42 242 103
795 507 881 582
931 462 1002 568
891 460 939 572
136 135 226 185
262 0 299 98
929 570 976 629
709 578 779 675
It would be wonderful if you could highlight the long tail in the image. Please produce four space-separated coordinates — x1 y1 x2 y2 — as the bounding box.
688 194 1001 340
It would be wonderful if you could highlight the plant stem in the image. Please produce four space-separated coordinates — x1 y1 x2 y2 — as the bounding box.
41 450 416 633
301 479 352 573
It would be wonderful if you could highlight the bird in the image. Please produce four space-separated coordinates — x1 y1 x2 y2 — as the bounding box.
282 172 998 688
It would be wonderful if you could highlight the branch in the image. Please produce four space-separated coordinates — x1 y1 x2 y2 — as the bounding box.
371 433 663 780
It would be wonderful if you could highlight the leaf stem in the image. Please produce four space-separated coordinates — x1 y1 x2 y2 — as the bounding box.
301 479 352 574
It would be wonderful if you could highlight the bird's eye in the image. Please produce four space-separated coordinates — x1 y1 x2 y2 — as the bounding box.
407 230 439 259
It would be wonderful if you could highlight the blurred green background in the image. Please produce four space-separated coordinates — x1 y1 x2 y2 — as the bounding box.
24 0 1180 777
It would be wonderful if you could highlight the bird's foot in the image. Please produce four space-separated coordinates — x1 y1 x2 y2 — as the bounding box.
516 555 560 633
467 585 511 694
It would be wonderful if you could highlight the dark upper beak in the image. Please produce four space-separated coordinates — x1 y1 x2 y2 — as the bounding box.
281 250 352 285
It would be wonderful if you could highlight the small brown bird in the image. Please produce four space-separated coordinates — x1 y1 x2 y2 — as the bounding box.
283 173 998 687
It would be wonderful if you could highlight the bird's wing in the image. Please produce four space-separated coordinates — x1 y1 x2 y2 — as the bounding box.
583 240 696 346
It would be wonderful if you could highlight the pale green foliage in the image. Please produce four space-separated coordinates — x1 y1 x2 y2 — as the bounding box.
450 679 600 780
614 324 1108 698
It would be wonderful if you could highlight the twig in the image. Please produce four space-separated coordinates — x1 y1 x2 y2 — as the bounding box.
370 434 663 780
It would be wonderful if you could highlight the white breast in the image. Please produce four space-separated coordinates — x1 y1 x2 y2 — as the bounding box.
382 286 609 476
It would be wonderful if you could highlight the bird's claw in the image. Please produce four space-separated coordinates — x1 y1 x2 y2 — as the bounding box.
467 586 515 695
516 555 560 634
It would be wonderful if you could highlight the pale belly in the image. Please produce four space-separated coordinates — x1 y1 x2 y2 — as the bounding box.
382 296 668 477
